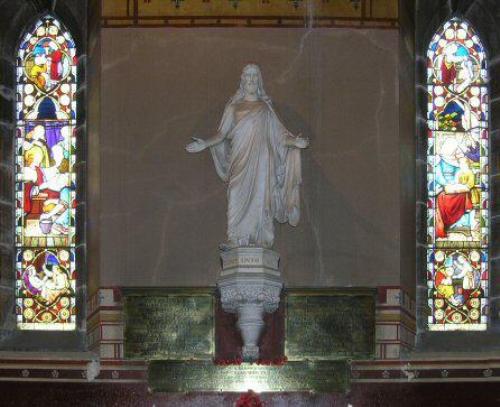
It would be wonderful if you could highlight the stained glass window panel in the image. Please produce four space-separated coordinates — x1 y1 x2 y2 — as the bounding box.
15 16 77 330
426 18 489 331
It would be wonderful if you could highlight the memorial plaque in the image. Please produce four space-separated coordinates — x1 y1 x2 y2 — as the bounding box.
148 360 349 393
124 288 214 360
286 289 376 360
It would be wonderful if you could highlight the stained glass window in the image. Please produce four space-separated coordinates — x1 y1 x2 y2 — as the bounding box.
426 18 489 331
15 16 77 330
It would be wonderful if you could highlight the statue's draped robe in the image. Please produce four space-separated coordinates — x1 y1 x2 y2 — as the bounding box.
210 100 301 248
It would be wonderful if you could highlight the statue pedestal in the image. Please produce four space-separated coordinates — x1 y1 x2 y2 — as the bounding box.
217 248 283 361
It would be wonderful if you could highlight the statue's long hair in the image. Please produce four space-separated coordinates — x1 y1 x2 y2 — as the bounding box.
228 64 271 105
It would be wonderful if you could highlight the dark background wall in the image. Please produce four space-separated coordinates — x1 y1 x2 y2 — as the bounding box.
99 27 403 288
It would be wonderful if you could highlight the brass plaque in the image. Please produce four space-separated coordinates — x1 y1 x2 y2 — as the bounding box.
286 289 376 360
124 288 214 360
148 360 349 393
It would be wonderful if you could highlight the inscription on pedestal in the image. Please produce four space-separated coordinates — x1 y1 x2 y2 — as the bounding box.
220 248 280 272
124 289 214 360
224 256 261 269
286 289 376 360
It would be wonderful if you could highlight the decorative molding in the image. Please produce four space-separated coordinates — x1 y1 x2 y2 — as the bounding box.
352 359 500 382
87 288 125 361
101 0 398 28
375 286 416 359
220 285 282 314
0 356 146 382
3 357 500 383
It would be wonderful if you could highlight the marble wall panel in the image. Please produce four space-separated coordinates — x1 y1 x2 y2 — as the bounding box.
100 27 400 288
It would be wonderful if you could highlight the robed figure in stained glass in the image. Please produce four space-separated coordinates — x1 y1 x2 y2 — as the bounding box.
186 64 308 248
434 135 479 239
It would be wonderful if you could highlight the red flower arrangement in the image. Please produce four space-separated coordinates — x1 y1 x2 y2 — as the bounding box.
235 390 263 407
213 357 243 366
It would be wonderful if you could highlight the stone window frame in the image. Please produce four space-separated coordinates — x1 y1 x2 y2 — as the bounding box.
415 1 500 351
0 1 87 351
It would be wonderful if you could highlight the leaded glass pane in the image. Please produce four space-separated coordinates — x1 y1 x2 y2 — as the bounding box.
15 16 77 331
427 18 489 331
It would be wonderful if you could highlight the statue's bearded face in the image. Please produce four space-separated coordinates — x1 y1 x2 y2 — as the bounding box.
242 67 259 96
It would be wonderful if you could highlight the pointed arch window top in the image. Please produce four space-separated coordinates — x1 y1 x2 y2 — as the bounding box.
427 18 488 92
17 16 77 121
15 15 78 331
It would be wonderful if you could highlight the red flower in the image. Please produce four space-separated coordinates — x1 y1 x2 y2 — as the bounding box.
213 357 243 366
235 390 263 407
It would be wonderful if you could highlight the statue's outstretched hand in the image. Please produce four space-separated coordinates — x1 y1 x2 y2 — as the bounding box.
186 137 207 153
284 132 309 149
292 133 309 148
293 136 309 149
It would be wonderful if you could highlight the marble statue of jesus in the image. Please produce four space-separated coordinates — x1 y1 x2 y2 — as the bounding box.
186 64 308 249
